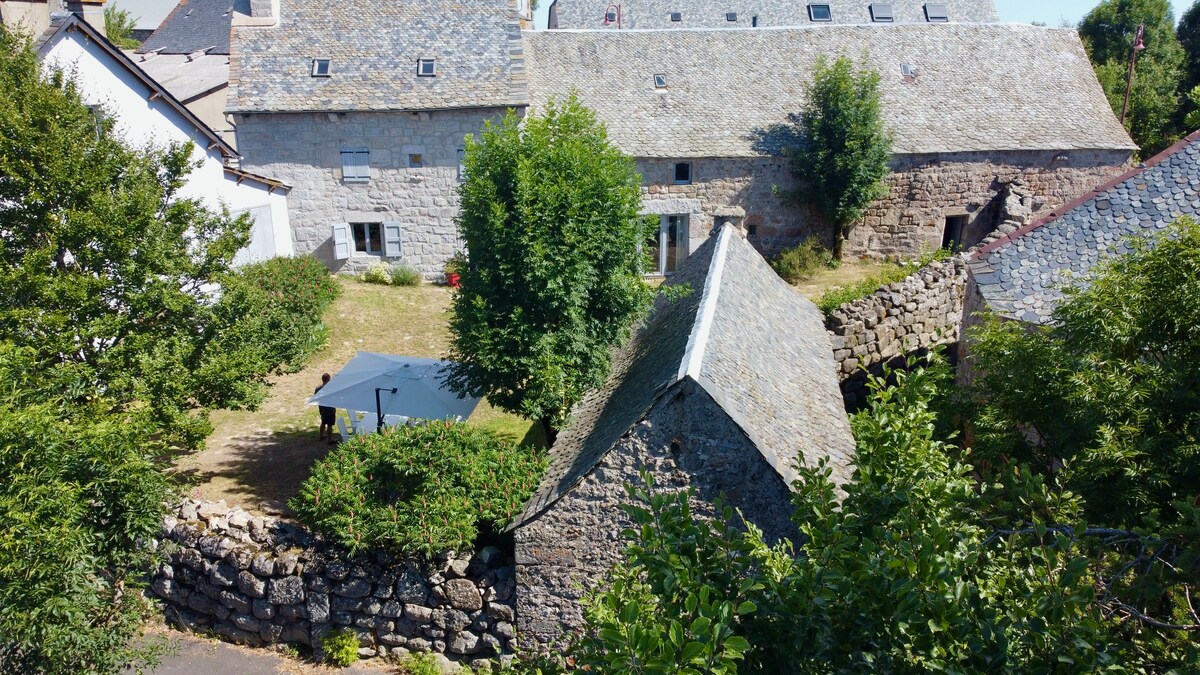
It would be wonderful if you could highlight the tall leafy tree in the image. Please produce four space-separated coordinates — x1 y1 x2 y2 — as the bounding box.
103 6 140 49
1081 0 1186 154
447 96 651 442
0 26 274 451
788 55 892 260
1179 1 1200 90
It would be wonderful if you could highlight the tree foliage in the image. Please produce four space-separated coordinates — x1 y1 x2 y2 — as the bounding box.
968 218 1200 529
1081 0 1186 155
788 55 892 259
103 6 140 50
447 95 652 438
1179 1 1200 91
293 421 546 557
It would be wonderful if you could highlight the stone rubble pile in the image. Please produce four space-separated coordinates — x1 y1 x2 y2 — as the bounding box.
150 499 516 668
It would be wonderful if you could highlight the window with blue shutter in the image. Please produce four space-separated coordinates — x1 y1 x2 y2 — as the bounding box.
341 148 370 183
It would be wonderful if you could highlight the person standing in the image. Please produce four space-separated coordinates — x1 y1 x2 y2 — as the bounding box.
315 373 337 444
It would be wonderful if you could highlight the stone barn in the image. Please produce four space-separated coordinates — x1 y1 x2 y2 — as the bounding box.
524 23 1135 269
508 224 856 648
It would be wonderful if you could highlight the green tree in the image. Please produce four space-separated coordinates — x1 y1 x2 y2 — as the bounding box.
1081 0 1186 154
788 55 892 260
0 26 283 450
103 6 140 49
1179 2 1200 90
969 218 1200 529
447 95 651 441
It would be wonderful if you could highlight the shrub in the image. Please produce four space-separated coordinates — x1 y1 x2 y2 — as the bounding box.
214 256 341 375
816 247 951 316
321 628 359 667
770 237 835 284
397 652 443 674
292 420 547 557
361 263 392 285
390 265 422 287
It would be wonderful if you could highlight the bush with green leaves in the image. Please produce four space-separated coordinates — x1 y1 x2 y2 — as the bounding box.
321 628 359 667
447 95 652 441
390 265 422 286
559 357 1200 672
816 247 951 315
968 217 1200 528
769 237 835 284
292 421 546 556
361 263 392 285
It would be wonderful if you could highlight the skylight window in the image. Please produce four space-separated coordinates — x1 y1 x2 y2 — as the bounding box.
654 73 668 90
924 2 949 22
417 58 436 77
670 11 681 21
726 12 737 21
311 58 330 77
870 3 893 22
673 162 692 184
808 4 832 21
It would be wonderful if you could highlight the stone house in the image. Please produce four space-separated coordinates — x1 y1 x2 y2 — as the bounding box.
525 24 1136 273
38 11 294 266
965 129 1200 329
548 0 997 30
508 224 856 647
227 0 529 276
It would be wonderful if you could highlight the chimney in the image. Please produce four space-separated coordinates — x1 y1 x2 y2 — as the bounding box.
65 0 106 37
248 0 273 18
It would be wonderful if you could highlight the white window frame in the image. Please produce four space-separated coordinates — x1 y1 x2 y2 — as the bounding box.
352 222 383 255
457 147 466 181
417 58 437 77
654 73 668 90
808 3 832 21
644 214 689 276
341 148 370 183
311 58 331 77
672 162 692 185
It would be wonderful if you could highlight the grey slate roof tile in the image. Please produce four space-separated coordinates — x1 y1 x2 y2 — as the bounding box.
510 225 855 529
138 0 233 55
552 0 998 30
524 24 1134 158
229 0 527 112
971 131 1200 324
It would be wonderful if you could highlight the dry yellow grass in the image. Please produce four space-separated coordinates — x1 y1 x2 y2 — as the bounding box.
171 278 540 517
791 259 897 302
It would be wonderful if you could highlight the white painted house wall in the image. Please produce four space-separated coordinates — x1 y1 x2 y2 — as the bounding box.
40 28 293 265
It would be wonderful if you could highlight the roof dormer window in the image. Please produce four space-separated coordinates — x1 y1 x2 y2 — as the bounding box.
653 73 668 90
417 58 436 77
808 4 832 21
670 11 681 21
924 2 949 22
870 3 893 22
726 12 737 21
311 58 330 77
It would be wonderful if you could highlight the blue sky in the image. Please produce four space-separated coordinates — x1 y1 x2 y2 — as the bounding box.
535 2 1182 29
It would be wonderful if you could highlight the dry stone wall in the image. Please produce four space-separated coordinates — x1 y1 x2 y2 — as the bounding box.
150 499 517 668
827 255 969 407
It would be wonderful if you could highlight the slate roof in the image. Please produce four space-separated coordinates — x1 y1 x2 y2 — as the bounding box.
524 24 1134 158
970 131 1200 324
37 13 237 158
551 0 998 30
509 225 855 529
138 0 233 54
228 0 527 113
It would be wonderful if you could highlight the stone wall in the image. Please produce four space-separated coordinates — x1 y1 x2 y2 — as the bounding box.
234 108 508 277
150 499 517 668
639 149 1127 265
827 255 969 407
514 381 797 649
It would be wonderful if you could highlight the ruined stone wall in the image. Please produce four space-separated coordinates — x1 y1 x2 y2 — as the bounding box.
639 150 1127 264
514 382 797 649
151 499 517 668
827 256 969 407
846 150 1129 259
234 109 507 277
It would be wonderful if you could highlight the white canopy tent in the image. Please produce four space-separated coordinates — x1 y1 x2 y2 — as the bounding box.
307 352 481 427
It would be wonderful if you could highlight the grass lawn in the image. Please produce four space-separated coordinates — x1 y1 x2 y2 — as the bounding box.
791 259 899 303
171 278 543 518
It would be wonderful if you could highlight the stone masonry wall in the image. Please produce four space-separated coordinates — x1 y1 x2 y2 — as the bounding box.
234 108 508 277
640 150 1126 264
514 381 797 650
827 255 968 407
150 499 517 669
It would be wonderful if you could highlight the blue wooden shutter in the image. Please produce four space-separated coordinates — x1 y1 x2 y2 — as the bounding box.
331 222 351 260
382 221 402 258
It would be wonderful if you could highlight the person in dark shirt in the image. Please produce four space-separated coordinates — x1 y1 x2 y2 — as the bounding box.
315 373 337 444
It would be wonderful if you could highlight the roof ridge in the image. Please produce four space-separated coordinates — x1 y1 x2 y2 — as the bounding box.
972 129 1200 260
678 224 732 381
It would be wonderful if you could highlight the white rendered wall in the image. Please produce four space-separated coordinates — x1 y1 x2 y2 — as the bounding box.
41 31 293 263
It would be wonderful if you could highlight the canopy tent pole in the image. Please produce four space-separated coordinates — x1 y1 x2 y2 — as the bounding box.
375 386 397 431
